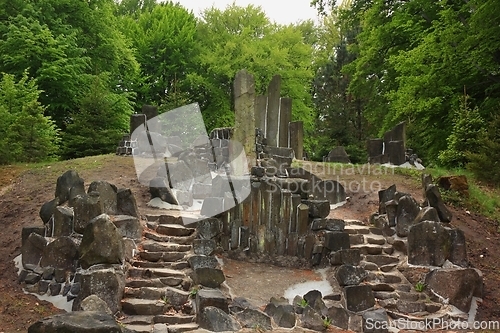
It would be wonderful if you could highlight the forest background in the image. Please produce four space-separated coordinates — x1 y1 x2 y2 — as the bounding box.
0 0 498 184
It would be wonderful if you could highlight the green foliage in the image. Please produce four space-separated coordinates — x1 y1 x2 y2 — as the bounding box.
322 316 332 328
438 97 485 167
62 75 133 159
192 4 315 140
117 1 197 109
467 113 500 186
0 72 60 164
414 281 426 292
296 298 308 308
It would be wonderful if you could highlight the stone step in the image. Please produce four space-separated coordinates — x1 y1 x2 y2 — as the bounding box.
156 224 195 237
131 259 189 270
366 272 403 284
163 323 199 333
123 324 153 333
145 231 196 245
119 315 154 325
344 224 370 235
126 276 184 288
146 215 184 225
142 240 192 253
139 251 187 262
124 287 190 306
364 254 400 267
154 314 195 325
365 234 386 245
128 267 186 279
351 244 393 255
122 298 166 315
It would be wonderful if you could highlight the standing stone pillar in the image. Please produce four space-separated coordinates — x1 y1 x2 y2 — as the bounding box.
266 75 281 147
289 121 303 160
255 95 268 134
130 114 146 135
233 70 256 157
279 98 292 148
141 105 159 132
232 70 255 175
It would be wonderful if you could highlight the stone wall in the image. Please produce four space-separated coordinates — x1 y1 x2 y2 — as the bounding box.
19 170 141 314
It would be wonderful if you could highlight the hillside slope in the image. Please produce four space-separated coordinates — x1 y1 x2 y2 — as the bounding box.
0 155 498 332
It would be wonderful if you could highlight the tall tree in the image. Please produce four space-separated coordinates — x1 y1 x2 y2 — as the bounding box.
117 1 198 108
190 4 315 147
0 72 59 164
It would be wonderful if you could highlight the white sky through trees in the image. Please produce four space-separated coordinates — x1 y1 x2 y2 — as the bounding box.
175 0 320 25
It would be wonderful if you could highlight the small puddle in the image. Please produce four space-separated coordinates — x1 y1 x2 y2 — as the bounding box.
283 268 333 303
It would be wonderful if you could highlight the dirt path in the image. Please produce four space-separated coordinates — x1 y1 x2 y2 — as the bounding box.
0 156 498 332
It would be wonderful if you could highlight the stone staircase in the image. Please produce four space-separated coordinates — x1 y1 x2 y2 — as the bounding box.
120 214 199 333
342 219 449 322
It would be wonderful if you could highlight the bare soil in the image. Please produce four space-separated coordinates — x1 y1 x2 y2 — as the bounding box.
0 156 498 332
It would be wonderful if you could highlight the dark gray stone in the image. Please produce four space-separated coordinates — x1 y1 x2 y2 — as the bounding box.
40 237 78 272
116 188 139 217
303 200 330 218
79 214 125 269
87 181 117 215
362 308 389 333
345 285 376 312
330 249 361 266
336 265 368 286
325 146 351 163
395 195 420 237
426 184 453 222
55 170 85 205
49 282 61 296
364 255 399 267
112 215 143 240
193 239 217 256
73 193 104 234
196 288 229 314
425 268 482 312
264 300 296 328
448 228 468 267
28 311 121 333
408 221 451 266
39 198 59 224
387 141 405 165
235 308 272 331
198 306 241 332
378 185 397 214
324 232 350 251
22 232 48 267
72 267 125 314
149 177 178 205
53 206 74 237
303 290 326 313
301 305 325 331
25 272 41 284
196 218 222 239
311 218 345 231
327 305 349 329
192 267 225 288
22 227 45 247
187 255 219 270
80 295 113 315
414 206 440 225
